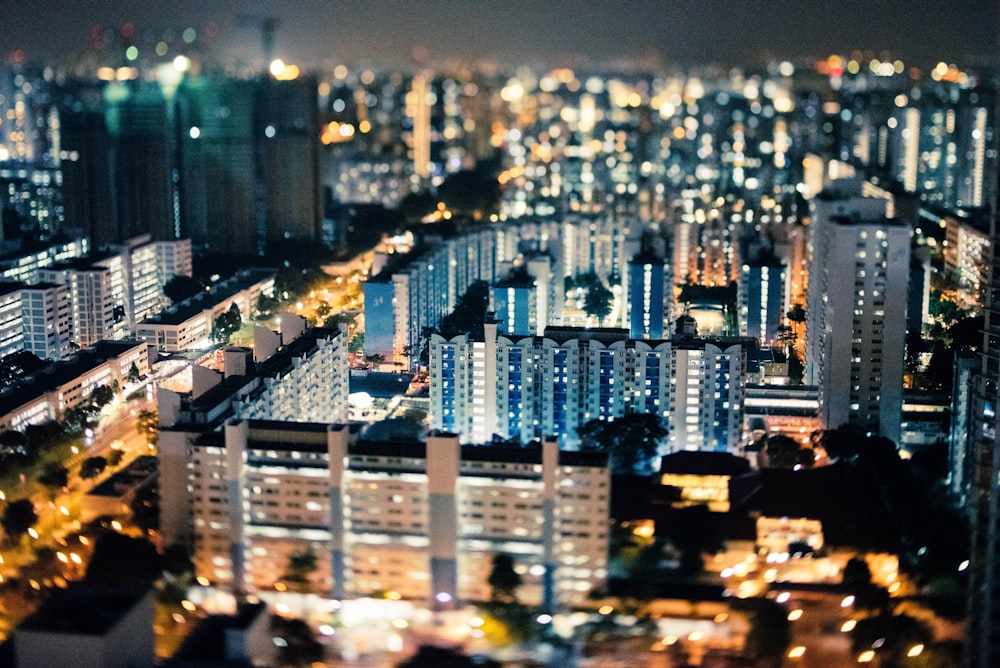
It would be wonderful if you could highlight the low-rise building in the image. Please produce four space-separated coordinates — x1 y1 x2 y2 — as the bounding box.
136 269 275 353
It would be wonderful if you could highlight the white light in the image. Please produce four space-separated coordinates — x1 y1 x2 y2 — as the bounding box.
435 592 452 603
269 59 285 76
536 614 552 624
189 127 201 139
841 595 855 608
173 55 191 72
959 560 970 572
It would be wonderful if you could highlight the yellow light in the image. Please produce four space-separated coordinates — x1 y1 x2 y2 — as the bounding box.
358 120 371 133
386 590 402 600
788 646 806 658
858 650 875 663
841 619 857 632
908 644 924 657
274 582 287 592
181 600 197 612
598 605 614 615
788 609 803 621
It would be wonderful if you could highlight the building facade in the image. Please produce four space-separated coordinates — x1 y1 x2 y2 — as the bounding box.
805 181 911 442
168 421 608 610
430 325 748 453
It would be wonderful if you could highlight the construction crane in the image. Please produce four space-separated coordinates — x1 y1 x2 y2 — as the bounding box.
235 15 280 68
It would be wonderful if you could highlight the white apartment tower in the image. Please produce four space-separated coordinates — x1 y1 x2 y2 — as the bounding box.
167 421 609 611
21 282 71 360
805 182 911 442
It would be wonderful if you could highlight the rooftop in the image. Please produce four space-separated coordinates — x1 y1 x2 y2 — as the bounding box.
18 584 150 636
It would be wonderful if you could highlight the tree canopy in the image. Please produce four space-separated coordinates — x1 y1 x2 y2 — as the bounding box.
80 456 107 481
163 275 205 304
2 499 38 545
488 553 522 604
764 435 814 469
578 413 667 475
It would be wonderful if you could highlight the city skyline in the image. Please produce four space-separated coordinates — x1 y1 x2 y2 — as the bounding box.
2 0 998 70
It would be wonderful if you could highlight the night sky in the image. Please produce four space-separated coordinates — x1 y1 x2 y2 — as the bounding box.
2 0 998 69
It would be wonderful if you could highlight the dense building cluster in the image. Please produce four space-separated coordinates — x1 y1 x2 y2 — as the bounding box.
0 16 998 667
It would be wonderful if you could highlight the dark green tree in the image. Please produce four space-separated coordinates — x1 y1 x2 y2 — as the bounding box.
576 272 613 324
254 292 281 321
89 384 114 409
488 553 522 604
578 413 667 474
786 303 806 323
79 456 107 481
137 409 158 441
438 281 490 339
0 350 45 389
282 546 319 593
107 448 125 469
398 645 488 668
850 614 932 664
272 616 324 667
211 303 243 343
127 362 143 384
1 499 38 546
660 505 725 575
163 275 205 304
743 599 791 663
130 480 159 534
764 435 814 469
37 462 68 498
348 332 365 353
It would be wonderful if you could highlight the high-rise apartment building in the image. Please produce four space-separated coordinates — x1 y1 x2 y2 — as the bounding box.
429 324 748 453
166 422 608 610
963 119 1000 668
805 180 911 443
20 282 71 360
628 247 671 341
738 255 786 346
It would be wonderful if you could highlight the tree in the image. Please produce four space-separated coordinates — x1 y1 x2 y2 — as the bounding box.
763 435 814 469
84 532 160 585
130 480 159 534
282 546 319 593
578 413 667 475
575 272 614 324
163 275 205 304
314 300 332 320
80 456 107 481
786 303 806 323
488 553 522 604
364 353 385 368
850 613 932 665
399 645 488 668
107 448 125 469
127 362 143 384
211 303 243 343
660 505 725 575
37 463 68 498
2 499 38 546
254 292 281 321
62 403 99 435
0 350 45 390
272 616 324 667
743 599 791 664
438 281 490 339
348 332 365 353
137 409 158 444
89 384 114 409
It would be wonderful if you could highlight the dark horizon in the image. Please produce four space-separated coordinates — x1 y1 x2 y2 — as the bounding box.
2 0 998 72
